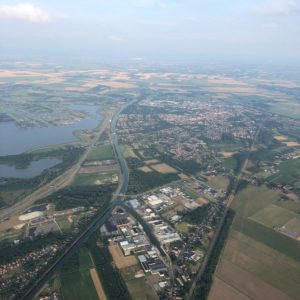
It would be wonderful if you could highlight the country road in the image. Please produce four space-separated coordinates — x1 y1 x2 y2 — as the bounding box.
186 126 262 300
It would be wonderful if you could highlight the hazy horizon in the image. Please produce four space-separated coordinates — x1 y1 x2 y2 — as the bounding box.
0 0 299 64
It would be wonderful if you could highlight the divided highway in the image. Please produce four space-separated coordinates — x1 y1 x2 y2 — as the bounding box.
21 99 137 300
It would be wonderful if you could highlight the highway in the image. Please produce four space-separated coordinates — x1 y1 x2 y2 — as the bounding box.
21 99 138 300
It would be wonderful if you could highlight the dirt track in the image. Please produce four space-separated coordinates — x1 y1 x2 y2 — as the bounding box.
90 268 107 300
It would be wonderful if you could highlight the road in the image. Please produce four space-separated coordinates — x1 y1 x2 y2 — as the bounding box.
0 112 112 222
186 126 261 300
20 99 138 300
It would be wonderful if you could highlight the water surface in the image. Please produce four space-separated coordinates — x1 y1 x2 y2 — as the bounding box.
0 104 101 156
0 158 61 178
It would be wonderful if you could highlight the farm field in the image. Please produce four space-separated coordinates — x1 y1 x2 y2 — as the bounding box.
209 184 300 300
213 259 294 300
56 216 73 232
280 217 300 240
58 248 105 300
208 175 229 190
60 269 98 300
249 204 296 228
121 144 137 158
138 166 153 173
120 266 159 300
268 158 300 185
72 172 118 186
208 277 250 300
269 101 300 120
108 243 138 269
150 163 178 173
90 268 107 300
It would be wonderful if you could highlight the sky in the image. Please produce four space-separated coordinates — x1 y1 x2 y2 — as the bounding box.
0 0 299 63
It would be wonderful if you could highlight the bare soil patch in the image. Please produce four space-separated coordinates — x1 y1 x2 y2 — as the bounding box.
208 87 258 94
108 243 137 269
283 141 300 147
195 197 209 205
19 211 43 221
138 166 153 173
79 165 119 174
145 159 160 165
274 135 288 141
222 151 235 157
150 163 178 174
83 80 136 89
90 268 107 300
179 173 189 179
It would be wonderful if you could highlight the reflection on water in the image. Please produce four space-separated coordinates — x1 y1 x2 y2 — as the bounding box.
0 158 61 178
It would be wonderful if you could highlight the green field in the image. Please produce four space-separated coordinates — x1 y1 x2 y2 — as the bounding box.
231 185 280 219
60 249 98 300
120 144 137 158
211 141 244 151
120 266 158 300
56 217 73 232
222 156 237 171
79 248 94 269
268 158 300 185
231 185 300 260
224 230 300 299
283 218 300 236
71 172 117 186
233 217 300 260
208 175 229 190
182 186 199 199
176 221 190 234
270 101 300 120
214 183 300 299
86 144 115 161
250 145 290 161
250 204 296 228
60 269 98 300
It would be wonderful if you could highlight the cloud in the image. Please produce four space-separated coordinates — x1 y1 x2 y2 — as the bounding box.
0 3 54 23
252 0 300 16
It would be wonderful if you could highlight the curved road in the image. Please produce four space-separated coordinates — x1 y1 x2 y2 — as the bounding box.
21 99 138 300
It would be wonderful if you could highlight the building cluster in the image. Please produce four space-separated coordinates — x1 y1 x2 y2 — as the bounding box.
100 208 170 291
117 98 258 174
129 191 182 245
0 244 59 294
1 207 100 300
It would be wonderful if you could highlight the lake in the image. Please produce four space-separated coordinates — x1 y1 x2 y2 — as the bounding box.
0 158 61 178
0 104 102 156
